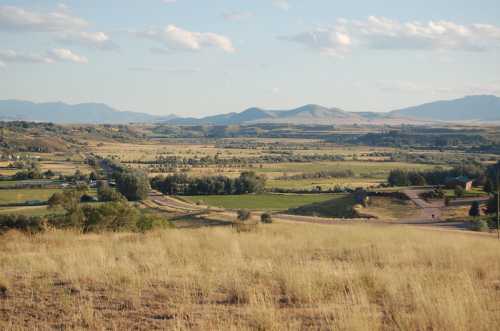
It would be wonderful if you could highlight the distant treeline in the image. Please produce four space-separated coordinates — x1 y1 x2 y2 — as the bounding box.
326 131 489 148
387 164 485 187
151 171 266 196
125 154 347 168
277 169 355 180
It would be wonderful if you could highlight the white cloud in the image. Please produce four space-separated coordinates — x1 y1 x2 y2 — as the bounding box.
223 11 254 22
281 16 500 56
162 0 177 3
273 0 290 11
137 25 235 53
279 28 351 57
57 31 119 50
0 5 88 32
49 48 88 63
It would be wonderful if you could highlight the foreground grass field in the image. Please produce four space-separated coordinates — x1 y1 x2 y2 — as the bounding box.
184 193 343 210
0 223 499 330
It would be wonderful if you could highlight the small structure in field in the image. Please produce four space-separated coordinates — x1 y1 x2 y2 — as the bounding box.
445 176 473 191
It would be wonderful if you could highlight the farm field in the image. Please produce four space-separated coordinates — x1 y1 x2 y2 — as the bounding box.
39 161 92 175
0 188 61 205
183 193 343 211
0 188 97 205
1 223 499 330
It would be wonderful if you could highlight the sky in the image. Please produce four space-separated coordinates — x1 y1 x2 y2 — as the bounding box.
1 0 500 117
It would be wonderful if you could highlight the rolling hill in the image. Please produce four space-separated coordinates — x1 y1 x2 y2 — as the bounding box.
1 95 499 125
389 95 500 122
0 100 175 124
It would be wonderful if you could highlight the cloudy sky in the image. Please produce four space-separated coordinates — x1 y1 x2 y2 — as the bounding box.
1 0 500 116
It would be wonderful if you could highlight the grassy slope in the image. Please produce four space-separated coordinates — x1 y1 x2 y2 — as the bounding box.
184 193 343 211
0 223 499 330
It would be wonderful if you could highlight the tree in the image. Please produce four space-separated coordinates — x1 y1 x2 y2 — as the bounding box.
486 193 499 215
454 185 465 198
261 213 273 224
469 201 480 218
97 182 124 202
388 169 409 187
48 192 65 209
116 170 150 201
237 210 251 221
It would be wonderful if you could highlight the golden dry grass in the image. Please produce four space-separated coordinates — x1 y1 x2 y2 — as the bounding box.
1 223 499 330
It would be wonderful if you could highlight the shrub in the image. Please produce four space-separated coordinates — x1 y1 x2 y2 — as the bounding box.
237 210 251 221
260 213 273 224
471 219 490 232
454 186 465 198
97 182 124 202
0 215 44 234
469 201 480 217
116 170 150 201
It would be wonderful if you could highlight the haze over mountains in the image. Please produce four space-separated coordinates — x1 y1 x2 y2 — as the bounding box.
0 95 499 125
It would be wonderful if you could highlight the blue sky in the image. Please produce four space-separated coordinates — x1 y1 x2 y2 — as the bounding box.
1 0 500 117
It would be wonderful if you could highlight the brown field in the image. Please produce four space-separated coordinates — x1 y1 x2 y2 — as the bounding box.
1 222 499 330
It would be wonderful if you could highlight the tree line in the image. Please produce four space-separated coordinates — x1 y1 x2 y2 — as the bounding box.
151 171 266 196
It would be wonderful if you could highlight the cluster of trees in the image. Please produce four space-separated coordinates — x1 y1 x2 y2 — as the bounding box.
46 187 166 233
151 171 266 196
115 170 150 201
126 153 346 170
101 158 151 201
387 164 485 187
278 169 354 181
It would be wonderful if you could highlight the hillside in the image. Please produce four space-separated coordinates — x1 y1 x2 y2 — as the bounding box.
2 95 500 125
1 223 499 329
0 100 175 124
167 104 384 125
390 95 500 122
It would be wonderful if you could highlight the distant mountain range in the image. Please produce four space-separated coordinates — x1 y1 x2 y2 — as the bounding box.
0 95 499 125
0 100 176 124
389 95 500 122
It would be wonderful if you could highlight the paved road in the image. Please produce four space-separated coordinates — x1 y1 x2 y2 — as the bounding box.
402 189 443 221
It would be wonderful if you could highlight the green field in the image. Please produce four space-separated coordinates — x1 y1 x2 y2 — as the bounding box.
0 179 59 188
184 193 344 211
0 188 97 206
0 188 62 205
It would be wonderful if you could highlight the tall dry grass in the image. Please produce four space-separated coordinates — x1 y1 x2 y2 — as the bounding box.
0 223 499 330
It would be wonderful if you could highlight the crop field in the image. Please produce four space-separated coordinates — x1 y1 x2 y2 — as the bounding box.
0 188 61 205
39 161 92 175
183 193 344 211
1 223 499 330
0 188 97 205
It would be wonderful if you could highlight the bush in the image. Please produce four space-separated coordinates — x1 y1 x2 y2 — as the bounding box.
0 215 44 234
260 213 273 224
469 201 480 217
116 170 150 201
471 219 490 232
136 213 171 232
454 186 465 198
237 209 251 221
97 182 124 202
